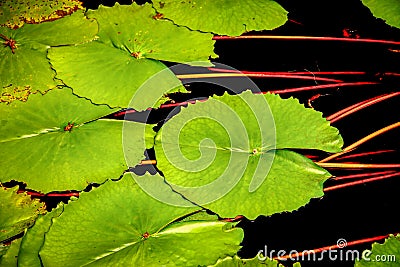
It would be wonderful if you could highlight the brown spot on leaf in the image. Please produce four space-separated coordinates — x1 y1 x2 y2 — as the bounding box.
152 12 164 20
131 51 142 59
1 86 31 104
142 232 150 239
64 122 74 132
55 9 67 17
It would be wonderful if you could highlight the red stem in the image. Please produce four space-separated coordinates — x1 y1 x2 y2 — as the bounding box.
274 234 391 260
213 35 400 46
114 81 379 117
324 172 400 192
335 150 395 160
208 68 367 76
327 92 400 123
269 81 378 94
17 190 79 198
182 71 344 82
332 170 396 181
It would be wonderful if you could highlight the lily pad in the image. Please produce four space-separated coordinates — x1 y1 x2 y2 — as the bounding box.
18 204 64 267
0 185 45 242
0 0 84 28
39 173 244 266
0 88 150 193
0 11 98 104
49 3 216 109
154 91 342 218
361 0 400 29
355 234 400 266
0 237 22 266
153 0 288 36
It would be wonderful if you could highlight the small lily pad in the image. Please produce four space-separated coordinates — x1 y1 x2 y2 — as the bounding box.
355 234 400 267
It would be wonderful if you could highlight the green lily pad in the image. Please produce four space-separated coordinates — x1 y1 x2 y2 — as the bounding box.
49 3 216 109
0 0 84 28
18 204 64 267
39 173 244 266
210 255 302 266
154 91 342 218
0 185 45 243
153 0 288 36
0 88 150 193
361 0 400 29
0 237 22 267
0 11 98 104
355 234 400 266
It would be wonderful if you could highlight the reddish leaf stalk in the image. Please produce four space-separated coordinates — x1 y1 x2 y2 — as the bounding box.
17 190 79 198
327 92 400 123
207 68 367 76
335 150 395 160
176 73 343 83
317 163 400 169
269 82 378 94
332 170 396 181
213 35 400 46
324 172 400 192
320 122 400 163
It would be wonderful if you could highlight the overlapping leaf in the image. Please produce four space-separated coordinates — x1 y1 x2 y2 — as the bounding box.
361 0 400 29
0 185 45 242
18 204 64 267
0 88 150 192
0 237 21 266
0 11 98 103
153 0 288 36
155 90 343 219
38 173 243 266
49 3 216 109
0 0 84 28
355 234 400 266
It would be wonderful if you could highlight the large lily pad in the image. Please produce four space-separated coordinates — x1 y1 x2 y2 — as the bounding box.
361 0 400 29
154 91 342 218
0 0 84 28
153 0 288 36
49 3 216 109
0 11 98 103
39 173 244 266
355 234 400 267
0 88 150 193
0 185 45 242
